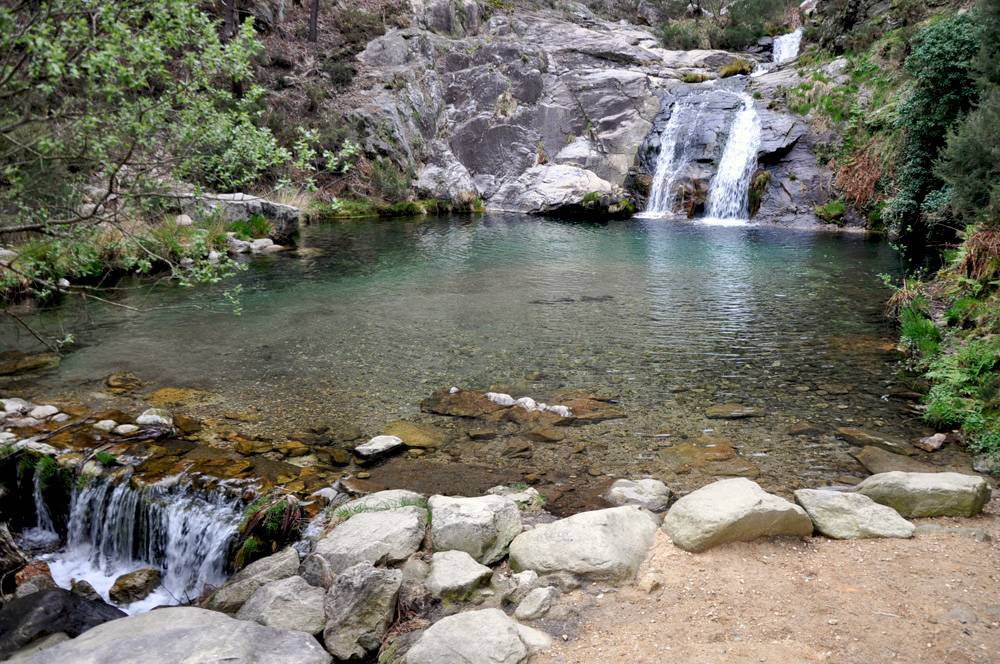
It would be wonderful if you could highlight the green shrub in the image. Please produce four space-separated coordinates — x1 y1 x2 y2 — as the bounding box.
95 451 118 466
814 198 846 224
899 299 941 359
228 214 272 240
660 21 702 50
370 158 412 202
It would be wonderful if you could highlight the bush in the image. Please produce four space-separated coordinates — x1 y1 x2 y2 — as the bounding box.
719 59 754 78
661 21 702 50
370 158 412 202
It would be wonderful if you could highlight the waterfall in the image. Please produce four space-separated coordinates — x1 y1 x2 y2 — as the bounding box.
772 28 803 64
706 93 761 221
21 466 59 547
45 475 243 610
644 101 705 215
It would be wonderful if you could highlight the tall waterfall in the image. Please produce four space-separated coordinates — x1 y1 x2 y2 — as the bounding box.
706 93 762 221
43 475 243 610
644 101 704 215
772 28 803 64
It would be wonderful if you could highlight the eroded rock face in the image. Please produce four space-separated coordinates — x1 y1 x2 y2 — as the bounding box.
13 606 331 664
428 494 522 564
236 575 326 635
323 562 402 661
314 506 427 573
404 608 550 664
856 472 991 518
794 489 915 539
204 547 300 613
509 505 658 583
662 478 813 552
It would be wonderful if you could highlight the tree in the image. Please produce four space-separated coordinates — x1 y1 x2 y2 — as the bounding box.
308 0 319 42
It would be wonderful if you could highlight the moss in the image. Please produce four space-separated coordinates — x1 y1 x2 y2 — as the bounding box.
814 198 846 224
718 59 753 78
682 72 711 83
748 170 771 217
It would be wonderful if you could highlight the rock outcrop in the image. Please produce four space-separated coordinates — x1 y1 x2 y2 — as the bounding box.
508 505 658 583
856 472 991 518
662 478 813 552
14 606 331 664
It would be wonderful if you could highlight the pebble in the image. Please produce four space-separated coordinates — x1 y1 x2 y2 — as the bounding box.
114 424 139 435
28 405 59 419
93 420 118 432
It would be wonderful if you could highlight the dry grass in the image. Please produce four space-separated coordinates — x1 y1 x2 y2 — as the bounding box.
835 139 885 208
958 227 1000 282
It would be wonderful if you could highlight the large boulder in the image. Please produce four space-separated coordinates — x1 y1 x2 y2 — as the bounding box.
336 489 425 516
793 489 915 539
604 478 671 512
204 547 300 613
508 506 658 583
323 562 402 661
236 576 326 635
14 606 330 664
488 165 629 216
109 567 161 605
0 589 126 659
428 495 522 564
855 472 991 517
662 478 813 552
425 550 493 598
404 608 551 664
314 506 427 573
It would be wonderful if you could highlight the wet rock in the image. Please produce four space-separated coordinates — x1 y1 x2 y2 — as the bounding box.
425 550 493 598
856 471 991 518
604 478 671 512
105 372 142 393
850 446 953 475
514 586 558 621
835 427 915 456
109 567 161 604
0 351 60 376
70 579 101 602
353 435 405 463
322 562 402 661
793 489 914 539
405 608 551 664
787 421 823 436
314 506 427 573
384 421 449 449
914 433 947 452
13 606 330 664
509 506 658 584
663 478 812 552
236 575 325 636
421 389 508 418
298 553 335 590
204 547 300 613
15 561 56 598
704 403 765 419
135 408 173 427
113 424 139 435
0 588 126 659
428 494 522 564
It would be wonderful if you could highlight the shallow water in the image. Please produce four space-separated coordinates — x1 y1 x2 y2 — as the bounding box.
5 214 924 493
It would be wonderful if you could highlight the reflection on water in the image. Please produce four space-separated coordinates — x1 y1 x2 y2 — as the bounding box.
3 214 918 490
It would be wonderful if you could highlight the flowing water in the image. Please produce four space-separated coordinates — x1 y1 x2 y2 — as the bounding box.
706 93 761 222
644 101 705 215
772 28 804 64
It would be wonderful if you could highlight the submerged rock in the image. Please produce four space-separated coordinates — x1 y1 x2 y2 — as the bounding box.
204 547 300 613
314 506 427 573
384 421 450 449
604 478 671 512
0 589 126 660
236 575 326 636
793 489 914 539
662 478 812 552
109 567 161 604
323 562 402 661
704 403 765 419
0 351 60 376
856 471 991 517
135 408 173 427
428 494 522 564
835 427 915 456
509 506 658 583
850 446 943 474
404 608 551 664
13 606 330 664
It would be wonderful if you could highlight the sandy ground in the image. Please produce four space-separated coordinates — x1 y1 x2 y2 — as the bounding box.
531 496 1000 664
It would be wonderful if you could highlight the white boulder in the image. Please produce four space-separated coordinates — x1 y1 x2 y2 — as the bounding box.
794 489 915 539
428 495 522 564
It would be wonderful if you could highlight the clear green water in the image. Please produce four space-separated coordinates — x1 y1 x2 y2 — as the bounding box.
4 214 930 494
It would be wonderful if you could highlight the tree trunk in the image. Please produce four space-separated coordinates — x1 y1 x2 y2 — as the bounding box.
223 0 239 42
308 0 319 42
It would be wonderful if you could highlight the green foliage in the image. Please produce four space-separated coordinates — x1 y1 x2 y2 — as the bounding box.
235 495 303 569
661 21 702 50
370 159 413 202
899 298 941 359
94 451 117 466
581 192 602 205
0 0 289 235
814 198 846 224
228 215 273 241
714 0 788 50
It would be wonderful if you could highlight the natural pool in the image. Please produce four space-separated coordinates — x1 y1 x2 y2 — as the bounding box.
4 214 939 506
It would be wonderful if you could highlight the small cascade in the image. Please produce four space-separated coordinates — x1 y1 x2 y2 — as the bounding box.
643 101 705 215
706 93 762 221
772 28 803 64
45 474 243 610
21 466 59 547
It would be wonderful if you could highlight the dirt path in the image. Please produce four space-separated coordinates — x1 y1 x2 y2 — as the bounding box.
532 496 1000 664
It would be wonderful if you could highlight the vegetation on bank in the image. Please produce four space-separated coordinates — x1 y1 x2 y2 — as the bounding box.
657 0 797 50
